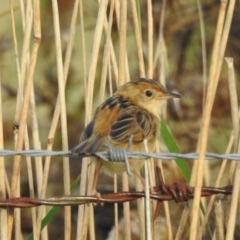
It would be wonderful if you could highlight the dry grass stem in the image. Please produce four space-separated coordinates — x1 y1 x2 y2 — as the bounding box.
118 0 127 86
190 0 232 238
226 165 240 240
147 0 153 78
201 133 234 234
214 200 224 240
175 204 190 240
130 0 145 77
122 172 131 240
79 0 87 93
8 0 41 237
99 0 115 103
143 140 152 239
51 0 71 238
156 144 173 239
225 58 239 149
0 75 7 240
196 0 207 102
114 174 119 240
136 176 145 240
77 1 109 238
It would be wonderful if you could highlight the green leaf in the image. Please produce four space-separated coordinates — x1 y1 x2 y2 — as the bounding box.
161 119 191 182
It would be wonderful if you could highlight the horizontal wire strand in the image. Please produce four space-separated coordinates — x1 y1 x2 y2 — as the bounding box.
0 149 240 161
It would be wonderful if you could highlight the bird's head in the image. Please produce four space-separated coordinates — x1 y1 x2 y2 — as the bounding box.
117 78 181 117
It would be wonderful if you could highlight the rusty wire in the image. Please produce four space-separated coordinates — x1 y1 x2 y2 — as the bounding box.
0 185 232 209
0 167 232 209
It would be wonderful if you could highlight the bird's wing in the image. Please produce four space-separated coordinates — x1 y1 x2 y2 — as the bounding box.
109 109 157 144
71 95 158 155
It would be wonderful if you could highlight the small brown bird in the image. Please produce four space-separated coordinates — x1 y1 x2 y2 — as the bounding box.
72 78 180 195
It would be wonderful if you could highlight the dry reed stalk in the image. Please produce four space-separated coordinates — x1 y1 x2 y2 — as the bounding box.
29 1 81 238
135 176 145 240
196 0 210 188
14 1 40 239
0 75 7 240
99 0 119 85
99 0 115 103
122 172 131 240
225 58 239 150
225 57 240 239
189 0 230 238
154 0 167 74
117 0 132 238
201 133 234 235
196 0 207 102
51 0 71 239
79 0 87 94
118 0 127 86
77 1 109 239
130 0 145 77
114 174 119 240
7 0 41 238
20 3 40 239
143 140 152 239
175 204 190 240
155 143 173 240
214 200 224 240
147 0 153 78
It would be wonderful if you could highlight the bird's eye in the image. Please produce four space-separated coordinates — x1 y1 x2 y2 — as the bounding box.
145 90 153 97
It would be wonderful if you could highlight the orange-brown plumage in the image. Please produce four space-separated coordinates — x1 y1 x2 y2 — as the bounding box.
72 78 180 194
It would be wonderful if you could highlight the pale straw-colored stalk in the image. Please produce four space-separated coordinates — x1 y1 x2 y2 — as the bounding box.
143 140 152 239
77 1 109 239
0 75 7 240
196 0 211 189
214 200 224 240
196 0 207 103
20 3 41 238
51 1 71 239
130 0 145 77
189 0 231 238
22 4 40 239
79 0 87 94
114 174 119 240
175 204 190 240
147 0 153 78
155 143 173 240
122 172 131 240
29 0 80 238
225 57 240 240
99 0 115 103
118 0 127 86
8 0 41 238
201 133 234 235
117 0 132 238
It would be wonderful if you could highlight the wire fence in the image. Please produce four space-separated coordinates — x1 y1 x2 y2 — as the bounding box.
0 185 233 209
2 148 240 160
2 148 234 209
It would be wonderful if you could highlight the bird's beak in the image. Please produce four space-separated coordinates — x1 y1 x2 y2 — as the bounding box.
163 92 181 99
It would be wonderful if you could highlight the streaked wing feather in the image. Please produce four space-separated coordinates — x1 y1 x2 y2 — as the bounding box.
109 110 156 144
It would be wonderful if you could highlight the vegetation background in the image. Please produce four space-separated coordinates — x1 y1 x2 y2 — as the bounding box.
0 0 239 239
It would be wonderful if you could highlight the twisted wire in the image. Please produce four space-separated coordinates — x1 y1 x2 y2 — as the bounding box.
1 149 240 161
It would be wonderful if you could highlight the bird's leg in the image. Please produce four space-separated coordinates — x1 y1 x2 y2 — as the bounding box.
90 159 103 198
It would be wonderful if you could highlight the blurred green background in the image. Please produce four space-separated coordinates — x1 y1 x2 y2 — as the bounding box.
1 0 239 239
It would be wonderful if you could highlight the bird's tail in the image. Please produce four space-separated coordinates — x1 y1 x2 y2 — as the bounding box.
71 135 104 155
